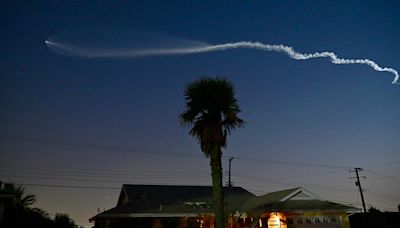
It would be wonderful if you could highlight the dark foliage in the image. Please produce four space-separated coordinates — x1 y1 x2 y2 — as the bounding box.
349 212 400 228
54 213 77 228
1 206 54 228
0 183 77 228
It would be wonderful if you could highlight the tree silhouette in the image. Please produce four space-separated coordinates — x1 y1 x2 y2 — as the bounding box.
180 77 245 228
54 213 77 228
0 183 78 228
2 183 36 208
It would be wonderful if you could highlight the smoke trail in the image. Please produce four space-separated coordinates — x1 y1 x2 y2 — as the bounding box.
45 40 399 84
177 41 399 84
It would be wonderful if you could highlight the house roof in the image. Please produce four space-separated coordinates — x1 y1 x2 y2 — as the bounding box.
241 187 358 213
243 187 322 204
90 185 358 221
92 184 255 220
243 200 357 212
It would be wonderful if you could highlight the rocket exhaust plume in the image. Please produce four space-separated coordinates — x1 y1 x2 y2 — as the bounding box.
45 39 399 84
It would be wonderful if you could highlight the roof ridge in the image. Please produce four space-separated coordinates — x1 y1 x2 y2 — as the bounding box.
122 184 249 189
122 184 214 187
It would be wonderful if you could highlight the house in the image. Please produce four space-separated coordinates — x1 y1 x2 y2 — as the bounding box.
90 184 255 228
241 187 357 228
89 185 357 228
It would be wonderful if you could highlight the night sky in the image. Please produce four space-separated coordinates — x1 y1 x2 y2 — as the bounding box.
1 1 399 227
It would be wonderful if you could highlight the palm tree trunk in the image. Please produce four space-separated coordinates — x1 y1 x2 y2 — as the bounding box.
210 146 225 228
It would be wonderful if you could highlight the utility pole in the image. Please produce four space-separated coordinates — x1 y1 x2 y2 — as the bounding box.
228 157 234 187
350 168 367 213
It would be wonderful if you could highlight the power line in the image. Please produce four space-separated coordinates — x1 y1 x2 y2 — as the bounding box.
0 162 208 176
235 174 297 187
6 182 214 190
330 200 396 212
1 157 398 186
0 168 208 179
364 169 400 182
0 161 357 191
0 137 353 169
272 90 400 155
278 170 344 181
364 188 400 202
365 160 400 168
234 157 350 169
318 84 391 121
266 83 390 148
0 135 201 158
0 172 210 182
1 92 399 171
6 182 120 190
235 173 354 192
0 167 210 178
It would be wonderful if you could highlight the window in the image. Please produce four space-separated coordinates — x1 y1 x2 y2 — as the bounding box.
305 219 311 224
330 218 337 223
297 219 303 224
315 218 321 223
287 219 293 224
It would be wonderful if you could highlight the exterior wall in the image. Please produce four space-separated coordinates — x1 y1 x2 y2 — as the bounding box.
284 212 350 228
93 217 215 228
235 211 350 228
92 212 351 228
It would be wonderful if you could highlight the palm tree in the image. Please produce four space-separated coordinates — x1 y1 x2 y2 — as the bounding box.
2 183 36 208
180 77 245 228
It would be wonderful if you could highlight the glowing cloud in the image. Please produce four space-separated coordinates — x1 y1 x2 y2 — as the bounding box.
45 39 399 84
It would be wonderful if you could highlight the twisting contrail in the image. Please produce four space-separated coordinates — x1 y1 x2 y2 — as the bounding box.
45 40 399 84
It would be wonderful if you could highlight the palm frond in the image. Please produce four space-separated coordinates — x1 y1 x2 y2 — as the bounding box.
2 183 37 208
22 194 37 206
180 77 245 154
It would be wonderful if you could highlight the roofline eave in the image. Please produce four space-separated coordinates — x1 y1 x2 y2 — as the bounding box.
94 212 215 219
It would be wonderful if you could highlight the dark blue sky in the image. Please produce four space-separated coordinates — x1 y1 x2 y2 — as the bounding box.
1 1 399 226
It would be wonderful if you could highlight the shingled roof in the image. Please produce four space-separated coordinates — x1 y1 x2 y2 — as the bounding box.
241 187 358 213
92 184 255 220
90 185 358 221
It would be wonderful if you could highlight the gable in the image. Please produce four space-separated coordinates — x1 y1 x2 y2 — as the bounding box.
241 187 329 212
279 188 322 201
116 186 130 206
287 191 314 200
242 187 356 213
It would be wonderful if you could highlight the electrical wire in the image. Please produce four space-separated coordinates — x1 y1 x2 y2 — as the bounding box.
273 90 400 155
0 135 200 158
266 83 390 148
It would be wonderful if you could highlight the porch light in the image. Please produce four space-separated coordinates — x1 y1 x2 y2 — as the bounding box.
268 213 281 228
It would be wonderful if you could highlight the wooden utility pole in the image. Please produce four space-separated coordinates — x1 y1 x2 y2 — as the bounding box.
350 168 367 212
